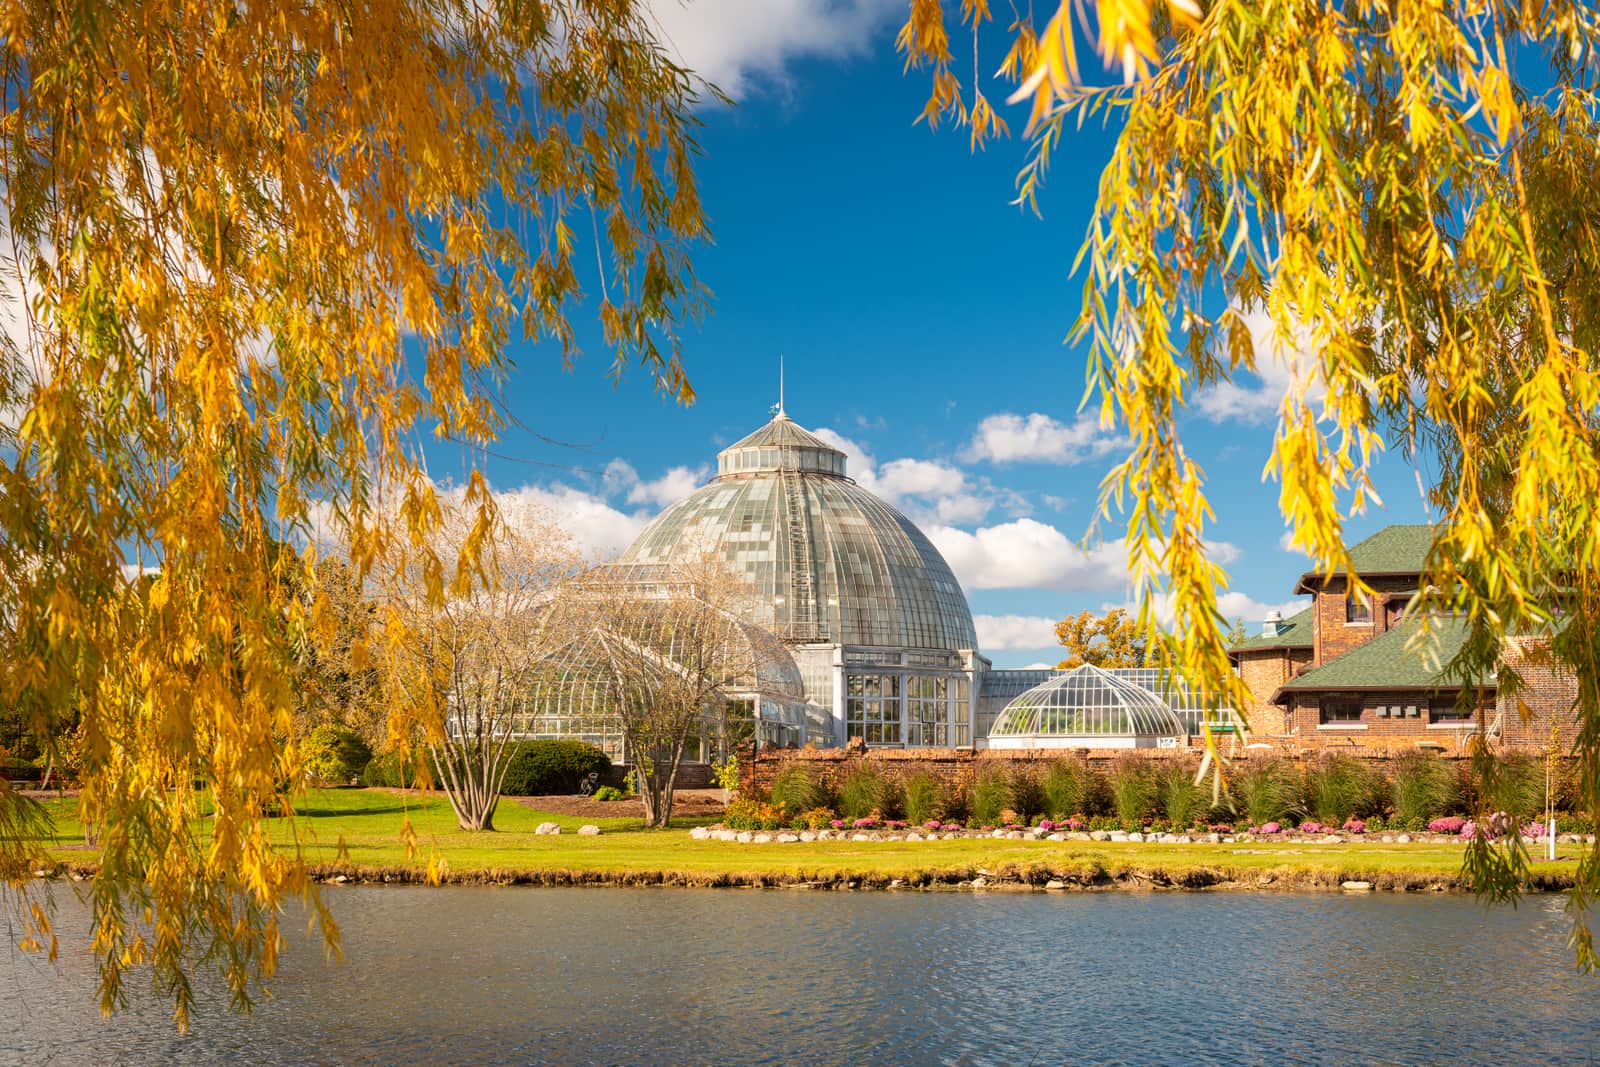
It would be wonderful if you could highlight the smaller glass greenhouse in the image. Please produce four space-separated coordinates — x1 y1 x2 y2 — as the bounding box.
986 665 1186 749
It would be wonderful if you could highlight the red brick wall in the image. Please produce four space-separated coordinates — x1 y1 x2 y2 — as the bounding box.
1284 689 1496 754
1235 648 1313 735
1313 576 1417 665
1497 637 1581 753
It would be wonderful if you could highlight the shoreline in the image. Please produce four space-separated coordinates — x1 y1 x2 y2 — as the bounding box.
31 856 1578 895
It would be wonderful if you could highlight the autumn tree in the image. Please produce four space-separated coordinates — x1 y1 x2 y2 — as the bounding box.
381 499 582 832
899 1 1600 960
555 560 774 828
0 0 708 1024
1055 608 1148 669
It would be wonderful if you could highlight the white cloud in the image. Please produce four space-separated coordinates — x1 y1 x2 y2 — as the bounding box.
813 427 997 525
966 411 1125 465
1017 662 1056 671
645 0 902 100
500 484 650 561
1195 305 1326 424
601 458 708 508
974 613 1060 651
1279 529 1310 556
928 519 1134 593
1102 591 1309 629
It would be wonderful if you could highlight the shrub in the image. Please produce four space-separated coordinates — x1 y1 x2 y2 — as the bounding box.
1008 768 1046 822
301 725 373 784
500 740 611 797
1159 765 1206 829
1108 759 1156 830
360 749 429 789
902 773 945 826
1302 755 1382 825
797 806 837 830
1042 759 1097 819
1230 759 1300 827
770 764 826 818
1390 752 1461 826
1475 752 1547 823
593 786 625 802
969 768 1011 826
941 779 972 825
723 799 784 831
1429 815 1468 834
838 767 888 821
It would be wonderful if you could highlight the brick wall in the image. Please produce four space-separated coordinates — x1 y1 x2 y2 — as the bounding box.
1284 689 1497 755
1498 637 1581 753
1235 649 1312 734
1313 576 1417 665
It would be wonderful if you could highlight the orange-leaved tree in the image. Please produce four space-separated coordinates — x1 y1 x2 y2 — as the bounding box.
899 0 1600 962
1055 608 1147 669
0 0 709 1025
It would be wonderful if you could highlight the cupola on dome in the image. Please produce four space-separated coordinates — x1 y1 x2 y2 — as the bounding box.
618 412 976 651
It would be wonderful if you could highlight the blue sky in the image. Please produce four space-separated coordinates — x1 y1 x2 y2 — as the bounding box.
439 1 1433 668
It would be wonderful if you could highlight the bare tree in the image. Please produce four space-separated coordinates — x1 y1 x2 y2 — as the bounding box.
381 497 580 831
560 560 779 828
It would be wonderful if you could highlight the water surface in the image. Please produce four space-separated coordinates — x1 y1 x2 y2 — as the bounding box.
1 887 1596 1065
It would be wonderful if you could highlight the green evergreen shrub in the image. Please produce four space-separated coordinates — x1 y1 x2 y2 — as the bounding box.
499 739 611 796
592 786 625 802
302 725 373 784
360 749 428 788
769 764 826 818
969 768 1011 825
902 773 945 825
1390 751 1461 825
1231 758 1300 827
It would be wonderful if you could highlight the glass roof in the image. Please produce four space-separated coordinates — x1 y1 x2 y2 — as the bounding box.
991 665 1187 739
620 414 977 651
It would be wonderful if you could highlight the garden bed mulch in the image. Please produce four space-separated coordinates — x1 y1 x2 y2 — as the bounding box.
509 788 727 820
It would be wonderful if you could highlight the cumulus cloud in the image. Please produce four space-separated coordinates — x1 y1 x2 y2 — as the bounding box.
645 0 902 100
966 411 1125 465
1195 305 1326 424
1101 591 1309 630
974 613 1060 652
812 427 997 526
603 458 708 508
499 483 651 561
928 519 1134 593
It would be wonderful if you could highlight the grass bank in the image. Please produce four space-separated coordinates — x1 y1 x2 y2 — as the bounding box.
26 788 1585 893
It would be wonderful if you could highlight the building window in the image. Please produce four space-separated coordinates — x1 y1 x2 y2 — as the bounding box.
1430 700 1474 724
1320 699 1362 724
846 672 902 745
1345 591 1371 624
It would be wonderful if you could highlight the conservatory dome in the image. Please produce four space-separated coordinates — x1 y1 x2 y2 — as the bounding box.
986 665 1187 749
618 412 976 651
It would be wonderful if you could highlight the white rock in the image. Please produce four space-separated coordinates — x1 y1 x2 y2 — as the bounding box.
1006 830 1024 840
736 831 754 843
1122 832 1140 842
1397 834 1413 844
1045 879 1066 890
905 833 922 842
777 833 800 843
851 833 873 842
799 831 817 843
1341 880 1374 892
817 829 834 841
1090 830 1112 842
717 829 738 842
923 832 939 841
1207 833 1222 844
991 829 1007 839
577 824 602 837
971 876 989 888
752 833 773 844
1380 835 1395 843
1323 834 1342 844
1046 832 1066 842
1068 831 1093 842
535 822 561 836
689 826 710 840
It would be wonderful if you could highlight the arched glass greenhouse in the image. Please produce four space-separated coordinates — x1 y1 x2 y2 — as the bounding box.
986 665 1187 749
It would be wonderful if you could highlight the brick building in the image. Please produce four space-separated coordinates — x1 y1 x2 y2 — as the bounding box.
1228 524 1576 755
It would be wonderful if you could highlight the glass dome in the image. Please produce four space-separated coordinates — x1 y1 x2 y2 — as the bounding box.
987 665 1186 749
619 413 976 651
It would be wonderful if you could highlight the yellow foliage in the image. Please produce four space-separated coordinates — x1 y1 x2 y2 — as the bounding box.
0 0 708 1028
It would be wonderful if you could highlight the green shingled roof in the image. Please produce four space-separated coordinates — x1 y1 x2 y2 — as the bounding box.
1295 523 1436 592
1275 615 1475 698
1230 606 1314 652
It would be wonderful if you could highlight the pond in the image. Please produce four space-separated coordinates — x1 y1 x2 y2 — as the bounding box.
1 887 1596 1065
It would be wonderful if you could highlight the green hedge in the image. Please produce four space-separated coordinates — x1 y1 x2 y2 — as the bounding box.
361 749 429 789
500 740 611 796
302 725 373 784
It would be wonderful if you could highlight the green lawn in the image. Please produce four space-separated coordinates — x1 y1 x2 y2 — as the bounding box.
25 787 1586 891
